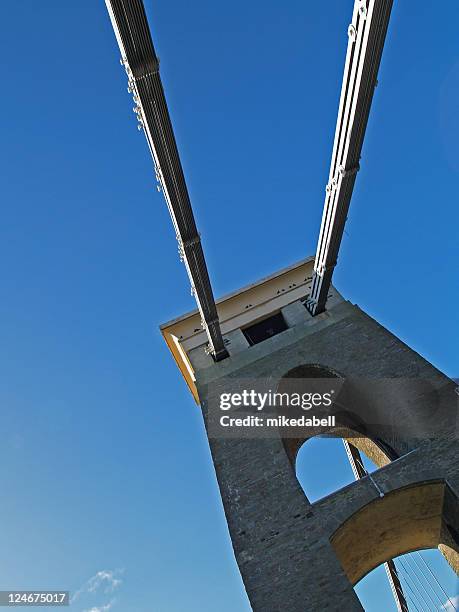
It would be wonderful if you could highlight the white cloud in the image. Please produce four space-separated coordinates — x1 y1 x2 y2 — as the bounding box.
71 569 124 605
442 595 459 611
86 570 123 595
83 600 116 612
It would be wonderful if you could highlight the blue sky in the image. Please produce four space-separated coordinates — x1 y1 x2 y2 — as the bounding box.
0 1 457 610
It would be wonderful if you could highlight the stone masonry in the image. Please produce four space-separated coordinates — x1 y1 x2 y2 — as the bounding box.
196 298 459 611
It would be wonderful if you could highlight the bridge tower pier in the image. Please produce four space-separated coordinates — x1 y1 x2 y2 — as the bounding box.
161 258 459 611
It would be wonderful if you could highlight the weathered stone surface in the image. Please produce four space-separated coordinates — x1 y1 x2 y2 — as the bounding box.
196 299 459 611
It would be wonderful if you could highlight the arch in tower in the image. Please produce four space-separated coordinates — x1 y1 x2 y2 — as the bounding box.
330 480 459 583
276 363 397 469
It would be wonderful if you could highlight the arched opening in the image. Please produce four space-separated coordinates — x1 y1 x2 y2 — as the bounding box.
295 440 459 610
331 481 453 583
295 437 358 501
277 364 459 609
356 549 459 611
331 481 459 610
277 362 395 500
277 363 398 468
294 436 383 502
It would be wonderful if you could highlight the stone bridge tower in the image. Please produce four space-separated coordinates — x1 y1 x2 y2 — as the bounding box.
161 258 459 611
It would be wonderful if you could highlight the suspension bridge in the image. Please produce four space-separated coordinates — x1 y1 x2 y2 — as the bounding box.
103 1 458 610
